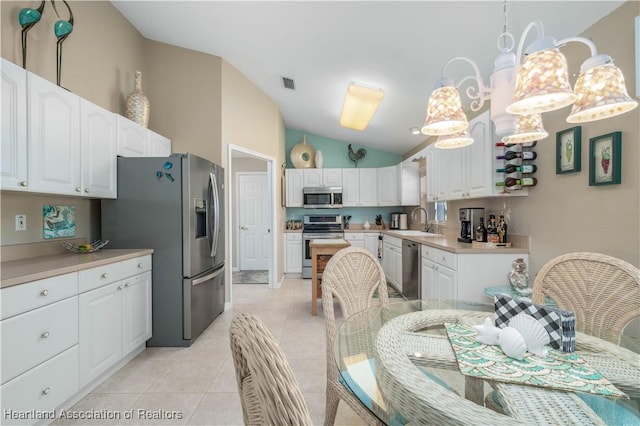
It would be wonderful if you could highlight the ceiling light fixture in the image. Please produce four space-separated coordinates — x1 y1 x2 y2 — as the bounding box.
507 21 637 120
339 82 384 131
434 129 474 149
421 1 637 149
502 113 548 144
421 1 518 146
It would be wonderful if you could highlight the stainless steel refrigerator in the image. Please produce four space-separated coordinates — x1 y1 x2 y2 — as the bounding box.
101 153 225 347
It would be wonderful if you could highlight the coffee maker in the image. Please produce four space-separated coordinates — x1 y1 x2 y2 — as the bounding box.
458 207 485 243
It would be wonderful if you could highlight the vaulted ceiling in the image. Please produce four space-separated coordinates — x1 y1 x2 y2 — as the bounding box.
112 1 625 154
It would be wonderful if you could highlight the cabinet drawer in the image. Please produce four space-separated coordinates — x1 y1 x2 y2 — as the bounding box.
422 246 457 270
78 261 123 293
286 233 302 241
344 233 364 242
383 235 402 248
1 345 78 423
122 254 152 278
1 297 78 384
1 272 77 320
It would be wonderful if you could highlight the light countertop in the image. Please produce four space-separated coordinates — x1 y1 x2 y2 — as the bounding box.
1 249 154 288
380 230 529 254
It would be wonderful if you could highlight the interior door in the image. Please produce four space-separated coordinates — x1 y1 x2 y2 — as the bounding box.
238 173 271 270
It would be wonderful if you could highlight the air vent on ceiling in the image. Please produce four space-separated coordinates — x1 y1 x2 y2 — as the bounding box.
282 77 295 90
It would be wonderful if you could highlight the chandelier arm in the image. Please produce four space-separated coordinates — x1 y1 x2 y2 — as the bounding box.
442 56 491 99
555 36 598 57
515 20 545 65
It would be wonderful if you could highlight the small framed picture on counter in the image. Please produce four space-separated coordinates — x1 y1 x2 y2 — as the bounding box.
556 126 581 174
589 131 621 186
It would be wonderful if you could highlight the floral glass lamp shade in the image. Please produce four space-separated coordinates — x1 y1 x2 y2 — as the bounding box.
502 113 548 144
567 57 638 123
421 80 469 136
434 129 474 149
507 40 577 115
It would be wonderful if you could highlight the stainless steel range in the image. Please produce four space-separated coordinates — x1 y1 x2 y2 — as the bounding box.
302 214 343 279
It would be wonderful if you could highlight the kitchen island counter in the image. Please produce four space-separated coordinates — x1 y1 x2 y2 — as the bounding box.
1 249 154 288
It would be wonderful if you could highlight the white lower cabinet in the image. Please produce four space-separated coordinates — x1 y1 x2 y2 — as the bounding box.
382 235 402 292
0 254 152 425
421 245 528 303
284 233 302 274
79 256 152 387
345 232 379 259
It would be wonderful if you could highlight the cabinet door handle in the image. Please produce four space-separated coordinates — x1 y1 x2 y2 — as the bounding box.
137 263 143 268
84 188 90 193
124 282 130 287
441 256 446 262
42 387 51 395
41 331 50 339
101 273 108 279
20 181 28 187
40 289 49 296
118 285 124 290
75 187 82 192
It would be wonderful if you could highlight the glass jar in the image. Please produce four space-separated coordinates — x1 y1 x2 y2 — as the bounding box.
508 258 531 296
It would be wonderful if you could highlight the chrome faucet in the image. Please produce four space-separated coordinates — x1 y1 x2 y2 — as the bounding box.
410 206 431 232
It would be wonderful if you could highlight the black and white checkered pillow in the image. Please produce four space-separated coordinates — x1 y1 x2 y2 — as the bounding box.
494 295 576 352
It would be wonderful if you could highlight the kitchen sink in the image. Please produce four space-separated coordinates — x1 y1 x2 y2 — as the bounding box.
387 230 441 237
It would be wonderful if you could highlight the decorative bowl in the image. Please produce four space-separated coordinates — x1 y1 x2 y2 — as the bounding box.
62 239 109 253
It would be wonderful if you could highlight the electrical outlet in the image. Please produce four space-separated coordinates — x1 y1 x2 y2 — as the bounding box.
15 214 26 231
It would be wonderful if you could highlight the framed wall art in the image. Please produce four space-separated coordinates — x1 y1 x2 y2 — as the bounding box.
556 126 581 174
589 131 621 186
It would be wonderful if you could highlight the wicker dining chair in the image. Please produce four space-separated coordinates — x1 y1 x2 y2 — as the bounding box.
531 252 640 343
321 247 389 426
229 312 313 426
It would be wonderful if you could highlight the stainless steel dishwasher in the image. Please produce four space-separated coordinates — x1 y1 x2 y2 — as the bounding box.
402 240 420 300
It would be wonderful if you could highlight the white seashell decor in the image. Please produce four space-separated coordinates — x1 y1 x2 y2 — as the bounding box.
473 317 501 345
498 327 527 360
509 313 550 357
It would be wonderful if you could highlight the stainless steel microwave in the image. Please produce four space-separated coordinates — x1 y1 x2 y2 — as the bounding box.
303 187 343 208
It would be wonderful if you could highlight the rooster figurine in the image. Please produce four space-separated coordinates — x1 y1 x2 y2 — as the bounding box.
348 144 367 168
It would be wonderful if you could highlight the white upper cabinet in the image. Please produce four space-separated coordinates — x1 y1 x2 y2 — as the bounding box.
81 99 117 198
1 59 28 191
377 165 399 206
303 168 342 188
28 72 81 196
149 129 172 157
343 168 377 207
117 115 148 157
285 169 304 207
399 160 420 206
426 110 510 202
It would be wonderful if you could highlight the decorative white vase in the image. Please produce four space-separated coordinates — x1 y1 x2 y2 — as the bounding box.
125 71 150 128
315 150 324 168
363 219 371 230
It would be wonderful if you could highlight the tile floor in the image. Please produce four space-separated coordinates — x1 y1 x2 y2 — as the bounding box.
55 278 367 426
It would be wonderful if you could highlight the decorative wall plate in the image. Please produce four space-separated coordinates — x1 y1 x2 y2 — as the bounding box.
290 141 316 169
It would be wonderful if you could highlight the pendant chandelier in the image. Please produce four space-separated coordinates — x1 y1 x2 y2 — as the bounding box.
421 2 637 149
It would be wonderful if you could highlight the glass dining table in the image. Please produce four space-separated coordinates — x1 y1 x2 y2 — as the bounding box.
333 299 640 425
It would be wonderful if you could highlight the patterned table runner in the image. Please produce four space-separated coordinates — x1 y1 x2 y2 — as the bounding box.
444 323 627 398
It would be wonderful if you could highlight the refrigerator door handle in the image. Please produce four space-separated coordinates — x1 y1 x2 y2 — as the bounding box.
192 267 224 286
209 172 220 257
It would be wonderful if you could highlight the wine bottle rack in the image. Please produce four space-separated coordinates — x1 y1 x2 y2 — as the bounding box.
494 141 537 193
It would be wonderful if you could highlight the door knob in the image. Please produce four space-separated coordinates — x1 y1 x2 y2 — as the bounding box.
267 229 271 233
240 226 248 230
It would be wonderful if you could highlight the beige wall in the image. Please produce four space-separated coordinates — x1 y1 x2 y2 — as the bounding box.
1 0 146 113
1 2 288 298
143 40 222 164
448 2 640 271
221 60 287 286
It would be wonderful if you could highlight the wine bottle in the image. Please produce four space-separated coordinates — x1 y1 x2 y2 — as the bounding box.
496 164 537 174
496 150 537 161
495 177 538 187
495 141 537 148
475 217 487 242
498 214 508 244
487 214 499 243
